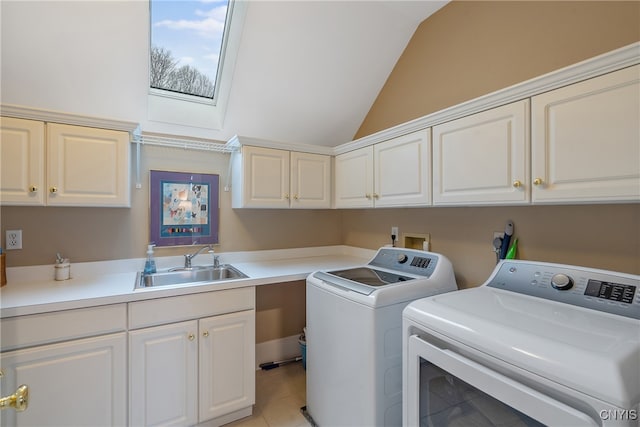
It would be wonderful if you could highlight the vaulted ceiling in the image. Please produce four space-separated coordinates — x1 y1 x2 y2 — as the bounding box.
221 1 448 147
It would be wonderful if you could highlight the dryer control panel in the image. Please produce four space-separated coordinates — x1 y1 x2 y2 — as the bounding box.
486 260 640 319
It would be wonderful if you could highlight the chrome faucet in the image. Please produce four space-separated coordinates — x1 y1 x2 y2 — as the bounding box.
183 244 214 268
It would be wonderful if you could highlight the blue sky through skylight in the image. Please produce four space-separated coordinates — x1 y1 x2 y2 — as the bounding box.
151 0 229 84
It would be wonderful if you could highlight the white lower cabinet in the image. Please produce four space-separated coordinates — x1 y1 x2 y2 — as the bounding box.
0 333 127 426
199 311 255 422
128 288 256 427
129 320 199 426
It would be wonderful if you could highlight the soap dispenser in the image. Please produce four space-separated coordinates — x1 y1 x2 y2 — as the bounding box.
143 244 157 275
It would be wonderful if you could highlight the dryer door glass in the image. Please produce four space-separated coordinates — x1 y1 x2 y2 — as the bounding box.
419 359 543 427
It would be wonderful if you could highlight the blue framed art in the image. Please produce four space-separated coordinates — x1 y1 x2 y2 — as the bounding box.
150 170 219 247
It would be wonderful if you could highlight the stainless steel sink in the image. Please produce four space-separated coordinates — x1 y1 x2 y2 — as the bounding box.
135 264 248 289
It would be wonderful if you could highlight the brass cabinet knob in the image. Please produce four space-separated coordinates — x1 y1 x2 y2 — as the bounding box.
365 193 371 199
373 193 379 199
293 195 299 200
29 186 38 193
49 186 58 194
512 180 522 188
533 178 543 186
284 193 290 200
0 384 29 412
203 331 209 338
188 333 195 341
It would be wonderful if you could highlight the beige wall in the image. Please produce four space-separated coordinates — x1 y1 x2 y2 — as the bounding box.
256 280 306 344
343 0 640 287
356 0 640 138
0 145 342 266
341 205 640 288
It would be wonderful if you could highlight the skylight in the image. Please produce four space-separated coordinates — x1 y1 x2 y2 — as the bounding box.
150 0 231 100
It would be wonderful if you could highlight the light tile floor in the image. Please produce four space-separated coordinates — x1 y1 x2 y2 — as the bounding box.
226 361 311 427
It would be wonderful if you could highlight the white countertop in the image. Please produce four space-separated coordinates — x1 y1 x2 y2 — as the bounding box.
1 245 375 318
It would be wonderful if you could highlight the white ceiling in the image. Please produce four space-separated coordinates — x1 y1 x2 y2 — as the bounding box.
221 1 448 147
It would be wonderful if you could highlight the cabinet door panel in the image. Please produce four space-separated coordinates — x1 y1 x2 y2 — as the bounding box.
433 100 529 205
334 146 374 208
241 146 290 208
374 130 431 207
0 117 45 205
532 65 640 203
199 310 255 422
129 321 198 427
290 152 331 208
47 123 130 207
1 333 126 426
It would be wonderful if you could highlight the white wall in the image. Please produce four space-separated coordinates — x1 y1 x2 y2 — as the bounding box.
1 1 149 124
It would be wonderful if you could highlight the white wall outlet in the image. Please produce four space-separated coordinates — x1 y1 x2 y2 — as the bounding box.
391 226 399 237
6 230 23 250
493 231 504 240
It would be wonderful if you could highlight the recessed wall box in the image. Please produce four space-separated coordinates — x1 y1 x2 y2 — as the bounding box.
403 233 430 251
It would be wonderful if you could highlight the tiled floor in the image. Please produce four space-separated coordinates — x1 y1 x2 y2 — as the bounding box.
226 361 311 427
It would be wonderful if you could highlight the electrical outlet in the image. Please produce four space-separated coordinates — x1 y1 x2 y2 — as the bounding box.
391 226 399 237
6 230 22 250
493 231 504 240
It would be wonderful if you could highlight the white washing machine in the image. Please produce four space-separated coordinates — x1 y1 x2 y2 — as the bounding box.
305 247 458 427
403 260 640 426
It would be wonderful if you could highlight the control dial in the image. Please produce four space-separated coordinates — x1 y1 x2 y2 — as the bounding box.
551 273 573 291
397 254 409 264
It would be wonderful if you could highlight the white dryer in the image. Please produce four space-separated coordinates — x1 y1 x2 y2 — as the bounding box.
306 247 458 427
403 260 640 426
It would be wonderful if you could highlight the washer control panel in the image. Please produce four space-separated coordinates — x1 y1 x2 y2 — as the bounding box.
487 261 640 319
368 247 438 277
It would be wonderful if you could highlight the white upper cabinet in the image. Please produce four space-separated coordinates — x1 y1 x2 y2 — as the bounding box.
531 65 640 203
374 130 431 207
334 146 374 208
0 118 131 207
0 117 45 205
432 100 530 205
47 123 130 207
290 151 332 208
232 145 331 209
334 129 431 208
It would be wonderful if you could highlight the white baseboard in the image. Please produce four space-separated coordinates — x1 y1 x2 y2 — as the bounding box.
255 334 303 369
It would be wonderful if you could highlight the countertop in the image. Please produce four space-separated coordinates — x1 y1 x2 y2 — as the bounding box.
0 245 375 318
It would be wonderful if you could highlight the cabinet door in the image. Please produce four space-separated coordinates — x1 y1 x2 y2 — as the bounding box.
531 65 640 203
0 333 126 426
334 146 374 208
129 321 198 427
239 146 290 208
290 152 331 209
47 123 130 207
375 129 432 207
199 310 255 422
432 101 529 205
0 117 45 205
